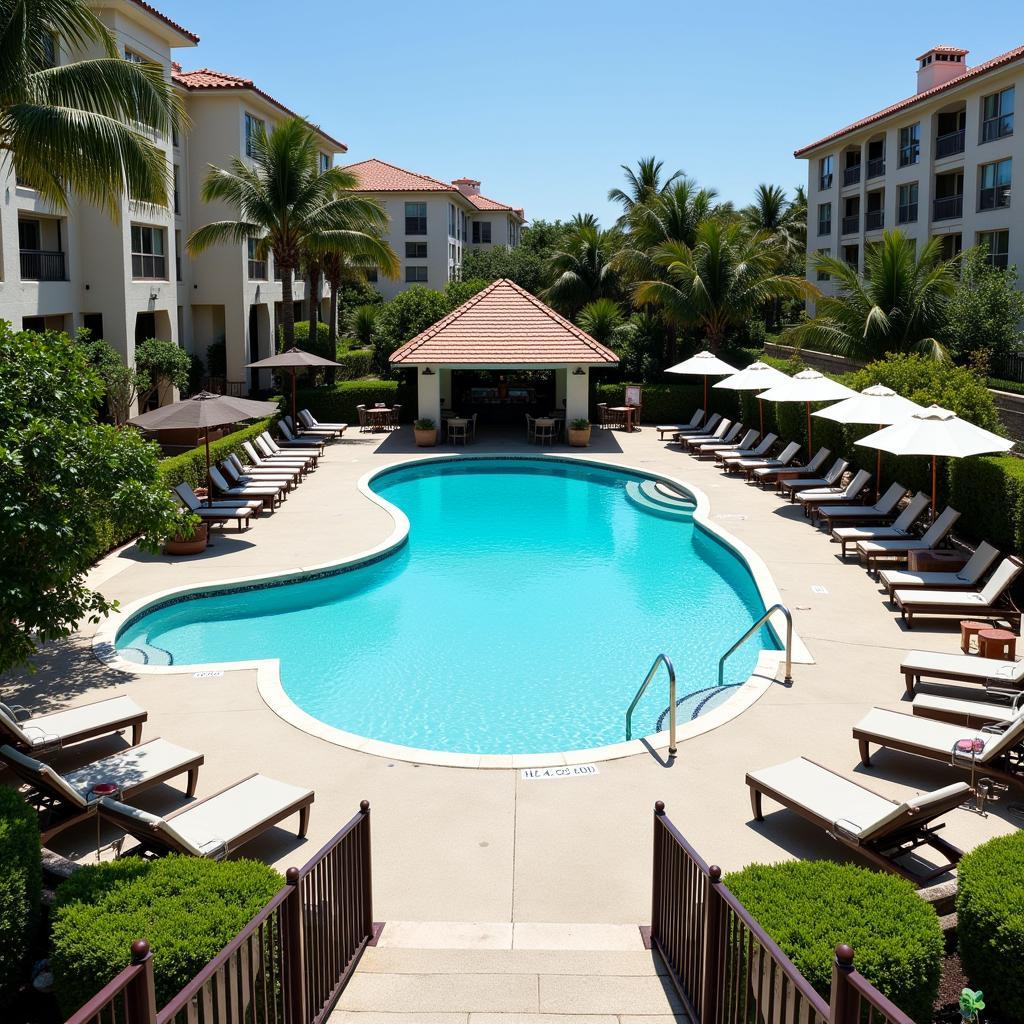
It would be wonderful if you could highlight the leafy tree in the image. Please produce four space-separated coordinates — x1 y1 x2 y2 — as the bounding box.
576 298 625 345
371 286 451 374
786 230 958 361
0 325 181 673
608 156 684 222
542 221 623 317
518 218 571 254
460 245 549 294
943 246 1024 362
1 0 183 212
443 277 490 309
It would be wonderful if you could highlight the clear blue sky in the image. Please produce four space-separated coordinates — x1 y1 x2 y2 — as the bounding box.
157 0 1016 225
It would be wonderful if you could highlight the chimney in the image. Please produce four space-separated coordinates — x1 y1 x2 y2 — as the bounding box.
916 46 969 93
452 177 481 197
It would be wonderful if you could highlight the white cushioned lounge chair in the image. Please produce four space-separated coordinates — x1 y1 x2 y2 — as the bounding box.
250 437 314 472
174 483 261 530
732 440 800 478
227 452 302 486
880 541 1000 600
778 458 848 500
900 647 1024 694
798 468 872 521
260 431 319 465
912 686 1024 728
855 506 960 573
657 409 703 439
0 695 146 755
831 492 930 558
681 420 737 452
278 421 325 452
694 427 757 459
220 458 295 492
208 466 284 509
893 556 1023 629
816 482 908 530
718 433 778 467
299 409 347 435
754 446 829 488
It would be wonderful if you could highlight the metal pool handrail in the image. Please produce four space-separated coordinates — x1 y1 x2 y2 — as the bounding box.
719 602 793 687
626 653 676 754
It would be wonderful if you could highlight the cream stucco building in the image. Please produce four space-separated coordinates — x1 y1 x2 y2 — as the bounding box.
797 43 1024 310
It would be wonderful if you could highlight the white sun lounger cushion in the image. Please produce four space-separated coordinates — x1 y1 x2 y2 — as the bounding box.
913 692 1020 725
881 542 1000 592
894 559 1021 608
857 706 1024 761
0 695 144 749
901 649 1024 683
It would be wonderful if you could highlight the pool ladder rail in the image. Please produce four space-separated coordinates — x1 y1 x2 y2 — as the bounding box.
624 604 793 753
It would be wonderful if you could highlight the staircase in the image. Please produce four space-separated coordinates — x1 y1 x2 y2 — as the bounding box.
624 480 695 520
332 921 689 1023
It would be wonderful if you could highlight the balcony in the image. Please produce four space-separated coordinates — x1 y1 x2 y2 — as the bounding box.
980 185 1011 211
843 165 861 186
933 195 964 221
935 128 965 158
19 249 66 281
866 157 885 179
865 209 884 230
841 214 859 234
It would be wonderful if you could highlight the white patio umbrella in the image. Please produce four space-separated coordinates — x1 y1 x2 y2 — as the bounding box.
665 350 738 426
856 404 1014 515
756 369 857 453
713 361 791 436
813 384 924 500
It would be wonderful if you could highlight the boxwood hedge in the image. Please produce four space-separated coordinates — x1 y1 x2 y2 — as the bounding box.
156 416 277 492
0 786 41 1005
292 380 416 423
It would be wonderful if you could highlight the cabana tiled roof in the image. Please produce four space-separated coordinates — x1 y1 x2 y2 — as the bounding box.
390 279 619 366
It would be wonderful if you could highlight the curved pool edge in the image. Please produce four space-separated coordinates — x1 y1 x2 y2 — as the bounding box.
92 451 812 769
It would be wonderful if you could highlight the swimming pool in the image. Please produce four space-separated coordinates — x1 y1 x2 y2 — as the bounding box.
116 457 779 755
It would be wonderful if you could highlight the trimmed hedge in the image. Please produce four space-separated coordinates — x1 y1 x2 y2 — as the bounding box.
957 832 1024 1020
292 380 416 423
157 417 277 491
0 786 41 1005
949 455 1024 555
725 861 942 1023
593 383 739 425
51 856 282 1014
335 349 374 380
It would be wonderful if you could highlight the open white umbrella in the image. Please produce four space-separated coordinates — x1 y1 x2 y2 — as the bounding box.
714 361 791 435
813 384 924 500
856 404 1014 515
665 350 738 426
757 369 856 453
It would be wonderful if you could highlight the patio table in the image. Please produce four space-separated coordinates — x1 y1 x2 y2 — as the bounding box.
609 406 637 432
365 407 392 430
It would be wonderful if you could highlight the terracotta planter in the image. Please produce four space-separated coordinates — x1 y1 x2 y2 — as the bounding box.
414 428 438 448
568 427 592 448
163 522 209 556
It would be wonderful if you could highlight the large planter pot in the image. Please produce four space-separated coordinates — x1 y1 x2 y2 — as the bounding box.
163 522 209 556
414 428 438 448
568 427 592 448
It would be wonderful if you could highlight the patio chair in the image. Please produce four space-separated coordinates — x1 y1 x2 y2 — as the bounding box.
259 431 319 466
831 492 930 558
731 441 800 478
816 482 908 530
469 412 478 441
672 412 722 440
390 404 402 431
250 437 315 473
278 421 325 452
893 556 1023 629
221 457 295 492
227 452 302 487
447 419 468 446
356 404 368 432
0 695 146 756
525 414 536 442
298 409 347 436
855 506 961 573
798 468 872 521
853 703 1024 792
753 446 829 488
657 410 703 439
1 739 202 844
900 647 1024 695
535 419 555 446
778 458 848 500
694 427 758 460
99 773 314 859
912 686 1024 728
173 483 260 530
717 433 778 467
747 756 968 884
209 466 284 510
679 419 735 452
881 541 1000 600
283 415 335 441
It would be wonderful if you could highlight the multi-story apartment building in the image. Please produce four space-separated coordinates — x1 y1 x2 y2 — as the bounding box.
797 44 1024 311
344 159 525 300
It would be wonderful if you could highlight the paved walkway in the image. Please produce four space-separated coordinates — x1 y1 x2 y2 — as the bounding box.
3 425 1015 925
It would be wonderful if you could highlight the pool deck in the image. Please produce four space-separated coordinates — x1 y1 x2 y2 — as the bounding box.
2 425 1016 926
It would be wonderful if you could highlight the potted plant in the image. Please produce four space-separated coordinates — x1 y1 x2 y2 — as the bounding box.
414 418 437 447
959 989 984 1023
568 418 592 447
163 510 208 556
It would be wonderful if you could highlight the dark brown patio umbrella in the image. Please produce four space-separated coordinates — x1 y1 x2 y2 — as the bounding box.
129 392 279 505
247 347 340 433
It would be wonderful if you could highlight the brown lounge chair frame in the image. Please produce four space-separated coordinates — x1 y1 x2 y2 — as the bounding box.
747 761 966 884
901 660 1023 696
1 695 147 755
779 461 848 501
894 556 1024 629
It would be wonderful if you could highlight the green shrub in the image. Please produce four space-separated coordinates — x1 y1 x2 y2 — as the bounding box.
0 787 41 1005
725 860 942 1023
157 417 277 492
277 319 332 361
51 856 282 1014
593 383 738 425
335 349 374 380
293 380 415 423
957 832 1024 1020
949 455 1024 553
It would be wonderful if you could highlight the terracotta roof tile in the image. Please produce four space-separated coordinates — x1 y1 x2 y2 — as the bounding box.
343 158 460 193
390 279 618 366
467 192 523 218
127 0 198 43
795 44 1024 156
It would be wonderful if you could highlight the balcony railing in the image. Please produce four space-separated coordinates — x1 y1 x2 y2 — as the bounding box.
933 195 964 221
866 157 885 179
865 209 884 230
935 128 965 158
841 214 859 234
842 165 861 186
20 249 66 281
982 114 1013 143
980 185 1011 211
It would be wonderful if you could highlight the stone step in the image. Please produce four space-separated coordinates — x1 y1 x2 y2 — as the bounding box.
624 482 694 520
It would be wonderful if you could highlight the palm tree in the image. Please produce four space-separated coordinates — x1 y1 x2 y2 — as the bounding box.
542 220 622 317
188 117 397 349
742 184 804 256
784 230 957 361
1 0 183 212
633 220 816 350
576 298 624 345
608 157 684 221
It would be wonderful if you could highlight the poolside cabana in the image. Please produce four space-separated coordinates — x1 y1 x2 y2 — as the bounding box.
390 279 618 427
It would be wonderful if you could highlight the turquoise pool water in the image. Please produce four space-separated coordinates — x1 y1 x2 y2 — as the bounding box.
117 458 778 754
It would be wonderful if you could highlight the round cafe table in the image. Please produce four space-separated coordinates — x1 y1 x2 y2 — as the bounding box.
365 407 392 430
978 628 1017 661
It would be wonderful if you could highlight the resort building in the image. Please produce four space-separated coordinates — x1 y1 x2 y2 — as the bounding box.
796 44 1024 310
344 159 525 299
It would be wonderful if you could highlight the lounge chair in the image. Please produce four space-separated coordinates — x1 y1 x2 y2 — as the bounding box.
747 756 968 884
261 430 319 464
283 414 335 441
680 419 736 452
278 422 325 452
208 466 284 510
881 541 1000 600
99 773 314 859
251 436 316 472
853 704 1024 791
778 458 848 500
731 441 800 478
299 409 347 436
816 482 908 530
718 433 778 467
226 452 302 486
894 556 1023 629
912 686 1024 728
220 458 295 493
0 695 146 755
668 411 718 439
174 483 260 530
693 426 756 459
831 492 930 558
855 506 961 573
657 410 703 439
1 739 202 844
798 468 872 521
900 648 1024 694
754 446 829 488
241 440 307 478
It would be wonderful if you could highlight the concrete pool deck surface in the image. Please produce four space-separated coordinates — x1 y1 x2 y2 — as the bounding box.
2 425 1017 927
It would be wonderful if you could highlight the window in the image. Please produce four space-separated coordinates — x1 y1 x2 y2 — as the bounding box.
815 248 831 282
405 265 428 283
244 113 264 158
18 218 40 251
405 201 427 235
247 237 267 279
865 189 884 230
405 241 428 258
173 165 180 214
982 87 1014 142
842 244 859 269
124 47 146 64
472 220 492 244
979 159 1012 210
978 230 1010 269
319 153 330 174
365 268 378 283
460 210 466 241
936 233 962 260
449 203 456 237
819 155 833 190
898 123 920 166
817 202 832 236
897 182 918 224
131 224 166 279
174 230 182 281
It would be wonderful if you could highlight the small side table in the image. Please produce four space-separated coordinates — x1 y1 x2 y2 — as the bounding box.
978 628 1017 661
960 620 991 654
908 549 968 572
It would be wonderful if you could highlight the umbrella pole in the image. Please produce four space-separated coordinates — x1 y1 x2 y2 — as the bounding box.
805 401 812 453
932 455 938 522
875 445 881 503
291 369 297 433
205 431 212 508
703 377 708 428
758 397 764 436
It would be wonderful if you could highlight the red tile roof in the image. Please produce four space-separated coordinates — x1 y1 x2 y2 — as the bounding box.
916 45 969 60
466 192 524 218
126 0 199 43
390 279 618 366
344 158 460 193
795 43 1024 156
173 67 347 151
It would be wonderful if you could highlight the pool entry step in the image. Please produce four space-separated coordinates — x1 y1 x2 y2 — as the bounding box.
624 479 696 520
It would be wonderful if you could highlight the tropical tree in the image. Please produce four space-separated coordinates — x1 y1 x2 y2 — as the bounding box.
188 117 397 349
576 298 625 345
1 0 183 212
542 220 622 317
785 230 958 361
634 220 815 350
348 304 379 350
608 156 684 221
742 184 804 257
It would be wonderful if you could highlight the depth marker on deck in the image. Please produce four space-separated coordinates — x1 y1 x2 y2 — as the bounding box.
521 764 599 780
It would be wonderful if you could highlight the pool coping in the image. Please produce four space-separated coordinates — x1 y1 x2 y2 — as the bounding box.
93 451 813 769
